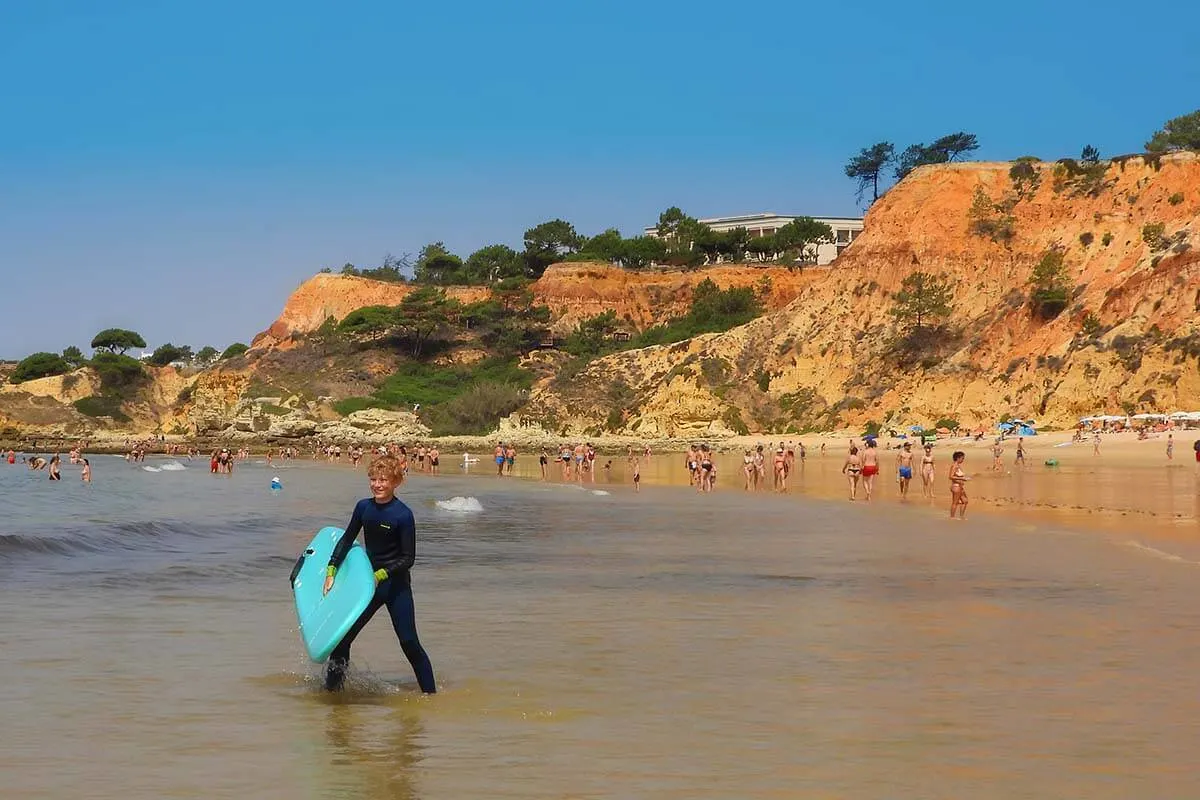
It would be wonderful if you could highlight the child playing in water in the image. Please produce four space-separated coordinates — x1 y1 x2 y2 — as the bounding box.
322 455 437 693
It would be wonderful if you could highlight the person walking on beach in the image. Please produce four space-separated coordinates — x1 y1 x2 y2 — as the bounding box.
322 455 437 694
773 447 787 492
860 439 880 501
842 446 862 501
539 449 548 480
632 457 641 493
1166 434 1173 461
991 440 1004 471
920 443 936 500
494 443 506 476
949 451 969 520
896 442 914 499
1093 431 1101 456
429 446 440 475
1015 437 1025 468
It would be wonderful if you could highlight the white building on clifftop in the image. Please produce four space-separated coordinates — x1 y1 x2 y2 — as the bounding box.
643 212 864 265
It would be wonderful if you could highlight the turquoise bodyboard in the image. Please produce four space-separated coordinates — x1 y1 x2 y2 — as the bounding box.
291 526 377 663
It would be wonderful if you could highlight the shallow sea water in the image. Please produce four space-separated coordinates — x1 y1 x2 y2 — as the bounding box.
2 455 1200 798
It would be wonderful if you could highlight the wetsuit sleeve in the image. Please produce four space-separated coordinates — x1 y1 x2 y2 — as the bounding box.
386 510 420 578
328 500 365 570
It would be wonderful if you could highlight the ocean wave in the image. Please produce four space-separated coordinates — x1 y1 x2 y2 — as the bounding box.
159 461 187 471
0 520 202 559
142 466 162 472
434 496 484 512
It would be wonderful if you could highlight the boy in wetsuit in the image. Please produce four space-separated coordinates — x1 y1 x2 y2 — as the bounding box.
321 454 437 693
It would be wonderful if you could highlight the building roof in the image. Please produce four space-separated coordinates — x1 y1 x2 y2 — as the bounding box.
696 212 863 224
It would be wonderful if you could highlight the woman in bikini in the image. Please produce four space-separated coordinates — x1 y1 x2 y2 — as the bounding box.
773 447 788 492
842 446 862 501
742 450 755 491
949 450 969 520
698 445 714 493
920 444 936 499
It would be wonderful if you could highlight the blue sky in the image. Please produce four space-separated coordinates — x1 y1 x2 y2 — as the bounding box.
2 0 1198 359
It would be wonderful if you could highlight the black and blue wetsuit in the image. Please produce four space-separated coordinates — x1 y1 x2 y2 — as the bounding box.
324 496 437 693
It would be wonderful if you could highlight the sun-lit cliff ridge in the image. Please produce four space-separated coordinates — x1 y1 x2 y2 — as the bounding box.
526 154 1200 436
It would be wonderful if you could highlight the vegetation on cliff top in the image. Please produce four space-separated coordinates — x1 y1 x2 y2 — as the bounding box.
330 209 835 288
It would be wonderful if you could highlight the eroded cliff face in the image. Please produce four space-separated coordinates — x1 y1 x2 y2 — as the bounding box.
251 275 492 348
7 154 1199 442
252 264 820 345
527 154 1200 436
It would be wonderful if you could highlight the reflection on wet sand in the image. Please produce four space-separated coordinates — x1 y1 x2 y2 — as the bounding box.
322 701 423 800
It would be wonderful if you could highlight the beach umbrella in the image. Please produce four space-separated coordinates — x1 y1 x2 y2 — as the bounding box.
1132 413 1165 420
997 422 1015 431
908 425 924 432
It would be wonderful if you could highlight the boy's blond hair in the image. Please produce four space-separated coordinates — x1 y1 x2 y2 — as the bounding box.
367 454 405 483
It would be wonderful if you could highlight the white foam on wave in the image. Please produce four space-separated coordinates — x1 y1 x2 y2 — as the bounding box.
159 461 187 471
435 496 484 512
141 466 162 473
1123 540 1200 566
591 490 610 496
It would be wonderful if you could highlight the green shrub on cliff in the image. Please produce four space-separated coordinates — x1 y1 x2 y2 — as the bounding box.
9 352 71 384
221 342 250 360
73 394 131 422
1145 109 1200 153
91 352 146 392
1029 249 1071 319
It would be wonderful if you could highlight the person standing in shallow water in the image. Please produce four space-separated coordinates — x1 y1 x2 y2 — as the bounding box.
322 455 437 694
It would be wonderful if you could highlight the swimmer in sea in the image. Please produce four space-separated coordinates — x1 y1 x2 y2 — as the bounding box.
949 450 969 520
322 454 437 694
920 443 936 500
896 442 914 499
81 458 91 483
48 454 62 481
842 446 862 501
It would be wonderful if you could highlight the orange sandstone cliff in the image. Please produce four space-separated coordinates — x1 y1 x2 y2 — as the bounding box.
252 264 820 346
526 154 1200 436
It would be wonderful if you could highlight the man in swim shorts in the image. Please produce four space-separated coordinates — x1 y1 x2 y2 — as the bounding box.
860 439 880 501
896 441 914 499
322 455 437 694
